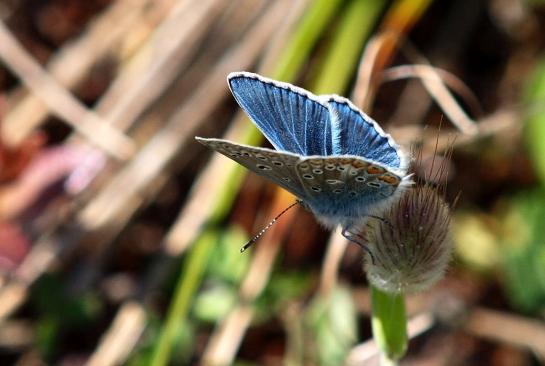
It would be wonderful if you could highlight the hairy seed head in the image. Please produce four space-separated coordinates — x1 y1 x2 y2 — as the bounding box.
362 185 452 294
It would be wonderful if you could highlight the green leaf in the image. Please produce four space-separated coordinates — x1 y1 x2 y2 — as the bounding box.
193 284 237 323
499 190 545 313
524 57 545 185
370 285 407 361
206 226 249 283
305 286 358 366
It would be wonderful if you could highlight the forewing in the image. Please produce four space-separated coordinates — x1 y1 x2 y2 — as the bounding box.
296 156 403 211
228 72 333 156
327 97 406 173
196 137 306 197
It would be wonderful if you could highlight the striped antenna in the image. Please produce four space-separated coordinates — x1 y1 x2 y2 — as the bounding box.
240 200 301 253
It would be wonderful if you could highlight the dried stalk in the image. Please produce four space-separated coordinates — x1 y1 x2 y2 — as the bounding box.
2 0 153 147
0 21 135 160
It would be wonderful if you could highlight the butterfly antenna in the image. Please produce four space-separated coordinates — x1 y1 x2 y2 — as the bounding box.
240 200 301 253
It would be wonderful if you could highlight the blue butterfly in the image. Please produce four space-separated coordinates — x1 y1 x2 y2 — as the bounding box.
196 72 410 232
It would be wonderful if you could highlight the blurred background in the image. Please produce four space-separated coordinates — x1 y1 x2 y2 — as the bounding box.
0 0 544 365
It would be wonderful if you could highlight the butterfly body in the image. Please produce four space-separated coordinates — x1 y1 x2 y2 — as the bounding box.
196 72 411 229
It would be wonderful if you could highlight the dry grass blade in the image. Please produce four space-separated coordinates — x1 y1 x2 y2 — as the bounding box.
62 0 232 196
0 0 286 325
68 0 270 288
0 283 26 322
1 0 153 147
353 32 398 110
409 108 520 153
163 0 309 255
86 302 146 366
78 0 287 230
464 307 545 359
0 320 33 349
0 21 135 160
319 228 348 295
95 0 230 133
383 63 479 135
77 3 295 365
382 64 483 118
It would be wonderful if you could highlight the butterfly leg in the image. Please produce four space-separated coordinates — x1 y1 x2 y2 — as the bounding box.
366 215 394 230
341 227 376 265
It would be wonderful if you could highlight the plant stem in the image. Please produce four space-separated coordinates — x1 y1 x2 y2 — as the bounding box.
312 0 386 95
370 285 407 363
150 230 217 366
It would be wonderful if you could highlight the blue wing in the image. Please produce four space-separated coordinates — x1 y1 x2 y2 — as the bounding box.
228 72 333 156
327 97 404 171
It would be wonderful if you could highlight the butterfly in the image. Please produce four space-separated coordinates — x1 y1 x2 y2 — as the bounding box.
196 72 411 234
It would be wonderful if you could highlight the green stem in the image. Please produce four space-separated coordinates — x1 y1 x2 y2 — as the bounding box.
150 231 217 366
312 0 386 95
370 285 407 362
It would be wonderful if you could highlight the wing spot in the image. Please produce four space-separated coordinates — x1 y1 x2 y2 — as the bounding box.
367 165 385 174
350 170 358 176
257 164 272 171
303 174 313 180
282 177 291 182
333 188 343 194
326 179 343 185
378 173 400 186
241 152 251 157
367 182 381 188
256 155 268 161
299 164 309 170
312 169 323 174
337 166 346 171
272 161 283 166
349 191 357 197
355 176 366 182
325 164 335 170
311 186 322 192
352 160 368 169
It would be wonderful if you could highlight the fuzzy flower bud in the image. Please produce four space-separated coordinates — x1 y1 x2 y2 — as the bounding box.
361 185 452 294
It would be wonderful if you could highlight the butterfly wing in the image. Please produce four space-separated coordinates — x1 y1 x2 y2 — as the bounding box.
196 137 307 198
327 97 408 175
228 72 333 156
295 156 403 225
